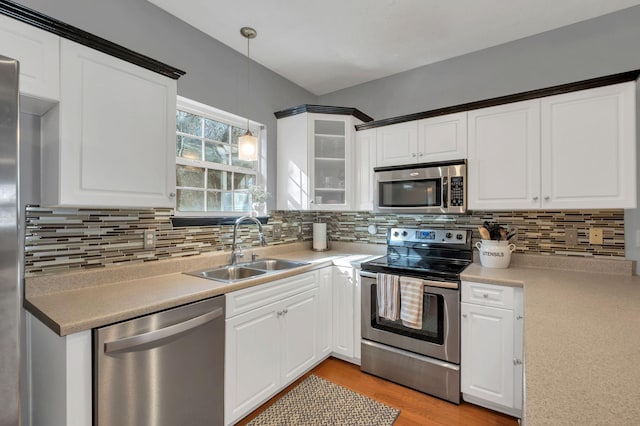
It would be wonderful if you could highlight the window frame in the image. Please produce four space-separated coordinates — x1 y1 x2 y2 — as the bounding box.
174 96 267 217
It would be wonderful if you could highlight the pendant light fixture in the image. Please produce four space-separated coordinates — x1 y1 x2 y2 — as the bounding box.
238 26 258 161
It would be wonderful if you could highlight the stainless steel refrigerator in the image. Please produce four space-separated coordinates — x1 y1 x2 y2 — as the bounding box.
0 54 21 426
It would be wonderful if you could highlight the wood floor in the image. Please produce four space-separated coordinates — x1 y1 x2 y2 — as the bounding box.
238 357 519 426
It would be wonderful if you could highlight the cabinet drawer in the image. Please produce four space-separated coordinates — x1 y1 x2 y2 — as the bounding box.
226 271 317 318
461 281 515 309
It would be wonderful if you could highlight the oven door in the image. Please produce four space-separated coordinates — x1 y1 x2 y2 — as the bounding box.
360 273 460 364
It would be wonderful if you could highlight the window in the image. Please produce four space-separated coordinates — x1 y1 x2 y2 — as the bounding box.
175 97 264 215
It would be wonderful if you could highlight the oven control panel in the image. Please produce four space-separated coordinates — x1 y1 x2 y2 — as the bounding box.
388 228 469 245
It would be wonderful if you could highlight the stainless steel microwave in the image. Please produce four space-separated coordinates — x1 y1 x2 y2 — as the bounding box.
373 160 466 214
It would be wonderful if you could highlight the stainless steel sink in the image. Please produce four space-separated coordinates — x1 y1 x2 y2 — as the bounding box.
185 258 309 283
242 258 309 271
187 266 266 282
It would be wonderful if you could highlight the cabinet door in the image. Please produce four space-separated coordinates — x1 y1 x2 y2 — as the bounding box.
461 302 515 408
310 114 352 210
281 289 318 385
332 266 355 359
468 100 540 210
376 121 419 167
417 112 467 162
276 113 310 210
225 302 281 425
316 267 333 359
353 269 362 362
541 82 636 209
354 128 377 210
0 14 59 101
45 39 177 208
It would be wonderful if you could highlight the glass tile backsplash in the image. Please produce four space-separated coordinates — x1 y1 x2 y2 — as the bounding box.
24 206 625 276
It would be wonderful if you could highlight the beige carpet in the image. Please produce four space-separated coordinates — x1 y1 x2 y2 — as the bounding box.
247 375 400 425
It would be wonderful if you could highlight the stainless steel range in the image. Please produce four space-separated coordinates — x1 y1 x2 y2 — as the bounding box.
360 227 472 404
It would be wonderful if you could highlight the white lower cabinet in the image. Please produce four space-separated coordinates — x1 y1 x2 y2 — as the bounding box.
332 266 355 359
461 281 524 418
225 271 322 426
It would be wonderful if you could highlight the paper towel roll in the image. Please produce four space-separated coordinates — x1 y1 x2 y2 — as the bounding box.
313 223 327 251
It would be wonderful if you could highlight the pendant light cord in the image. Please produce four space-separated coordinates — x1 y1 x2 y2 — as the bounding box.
246 34 250 132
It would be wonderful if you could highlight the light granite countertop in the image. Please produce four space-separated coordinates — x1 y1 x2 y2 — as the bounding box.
24 242 640 425
461 258 640 426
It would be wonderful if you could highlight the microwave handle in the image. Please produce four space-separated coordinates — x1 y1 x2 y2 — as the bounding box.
442 176 448 208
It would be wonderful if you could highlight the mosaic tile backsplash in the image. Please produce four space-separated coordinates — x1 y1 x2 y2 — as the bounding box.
25 206 625 276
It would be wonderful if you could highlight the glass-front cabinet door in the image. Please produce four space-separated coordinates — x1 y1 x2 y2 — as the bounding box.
311 118 350 208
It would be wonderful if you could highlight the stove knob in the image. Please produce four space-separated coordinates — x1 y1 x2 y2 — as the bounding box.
456 233 464 240
445 232 453 239
393 231 399 237
401 231 408 237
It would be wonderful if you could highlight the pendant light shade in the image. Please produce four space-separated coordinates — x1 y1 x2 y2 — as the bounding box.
239 26 258 161
238 130 258 161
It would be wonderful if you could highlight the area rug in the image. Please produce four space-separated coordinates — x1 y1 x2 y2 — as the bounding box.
247 375 400 425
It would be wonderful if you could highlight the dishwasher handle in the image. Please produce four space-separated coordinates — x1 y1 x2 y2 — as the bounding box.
104 307 223 354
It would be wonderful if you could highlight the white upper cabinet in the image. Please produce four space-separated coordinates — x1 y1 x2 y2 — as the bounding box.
376 113 467 167
540 82 636 209
277 112 361 211
468 100 541 210
41 39 177 208
0 13 59 102
375 121 418 166
354 128 377 211
468 82 636 210
417 112 467 162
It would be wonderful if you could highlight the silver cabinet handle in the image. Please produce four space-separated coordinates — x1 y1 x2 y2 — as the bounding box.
533 196 539 201
169 192 176 198
483 294 489 298
513 358 523 365
283 308 288 315
544 196 550 201
516 315 523 320
411 153 417 158
277 311 283 317
462 314 467 318
104 307 223 354
418 152 424 157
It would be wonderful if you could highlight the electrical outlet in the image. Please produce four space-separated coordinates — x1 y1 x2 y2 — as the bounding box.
589 228 603 245
144 229 156 249
272 224 282 240
565 229 578 246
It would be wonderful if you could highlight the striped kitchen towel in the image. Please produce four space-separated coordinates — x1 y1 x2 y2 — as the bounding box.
400 276 424 329
376 273 400 321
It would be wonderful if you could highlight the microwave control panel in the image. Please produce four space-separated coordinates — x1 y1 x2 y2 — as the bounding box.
449 176 464 206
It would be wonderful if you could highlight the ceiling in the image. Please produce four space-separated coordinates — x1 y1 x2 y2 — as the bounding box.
148 0 640 95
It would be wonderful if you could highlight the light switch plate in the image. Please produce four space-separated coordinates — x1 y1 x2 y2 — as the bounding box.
565 229 578 246
589 228 603 245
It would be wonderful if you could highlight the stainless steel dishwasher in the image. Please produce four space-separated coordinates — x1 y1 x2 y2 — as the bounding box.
94 295 224 426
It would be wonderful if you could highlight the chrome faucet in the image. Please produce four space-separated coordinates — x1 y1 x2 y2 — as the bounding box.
230 216 265 264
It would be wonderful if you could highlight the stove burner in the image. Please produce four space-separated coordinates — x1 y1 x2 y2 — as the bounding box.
361 227 473 281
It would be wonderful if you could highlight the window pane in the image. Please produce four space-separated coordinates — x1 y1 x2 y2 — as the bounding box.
230 126 245 145
177 189 205 211
231 144 256 169
176 135 202 160
234 173 255 190
205 119 229 143
176 111 202 136
234 191 250 212
205 141 230 164
209 170 232 191
206 191 221 211
222 192 233 211
177 165 205 188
